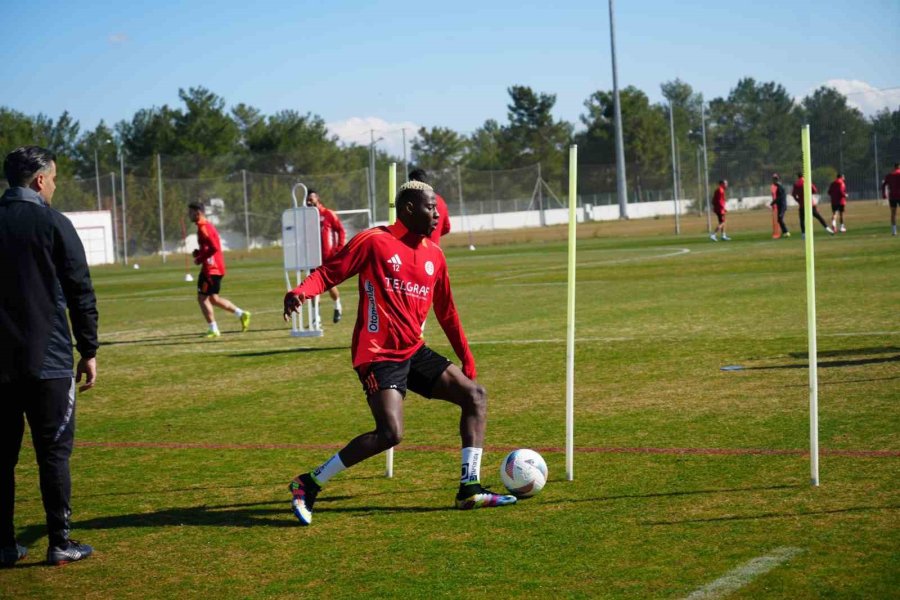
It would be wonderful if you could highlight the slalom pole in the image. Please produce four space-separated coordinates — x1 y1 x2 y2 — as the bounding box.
386 162 397 478
802 125 820 486
566 145 577 481
181 216 193 282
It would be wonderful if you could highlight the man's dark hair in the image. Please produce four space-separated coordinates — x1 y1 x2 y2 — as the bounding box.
4 146 56 188
188 201 205 212
408 169 429 184
837 172 844 178
306 188 318 197
797 172 804 178
894 162 899 169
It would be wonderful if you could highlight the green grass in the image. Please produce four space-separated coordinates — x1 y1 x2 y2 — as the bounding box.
3 203 898 598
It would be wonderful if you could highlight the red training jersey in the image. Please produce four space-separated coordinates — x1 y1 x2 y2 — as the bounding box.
712 185 727 213
827 179 847 203
882 168 900 200
791 177 818 207
291 221 476 379
428 193 451 245
317 205 346 259
195 216 225 276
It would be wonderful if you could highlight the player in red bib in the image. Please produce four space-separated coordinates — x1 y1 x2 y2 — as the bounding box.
881 162 900 236
305 190 346 324
189 202 250 337
791 173 834 238
408 169 451 245
710 180 730 241
283 181 515 525
827 173 848 233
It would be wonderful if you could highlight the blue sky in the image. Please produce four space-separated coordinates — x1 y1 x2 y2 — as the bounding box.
2 0 897 155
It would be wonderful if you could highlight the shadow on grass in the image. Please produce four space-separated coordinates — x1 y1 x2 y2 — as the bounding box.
14 497 454 546
744 355 900 370
564 483 800 505
788 346 900 359
100 327 292 347
228 346 349 357
643 504 900 526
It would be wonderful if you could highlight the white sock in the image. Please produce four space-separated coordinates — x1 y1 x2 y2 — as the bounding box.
311 453 346 486
234 308 243 318
460 447 482 485
334 299 342 312
208 321 219 332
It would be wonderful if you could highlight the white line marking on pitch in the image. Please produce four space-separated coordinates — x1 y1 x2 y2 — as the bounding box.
495 247 690 281
683 547 803 600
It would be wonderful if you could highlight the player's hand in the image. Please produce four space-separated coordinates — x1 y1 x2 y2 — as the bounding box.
192 249 199 258
76 356 97 392
283 292 306 321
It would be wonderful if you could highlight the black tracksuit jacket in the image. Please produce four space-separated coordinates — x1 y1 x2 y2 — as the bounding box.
0 187 98 382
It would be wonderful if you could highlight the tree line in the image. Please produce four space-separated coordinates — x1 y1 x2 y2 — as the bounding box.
2 78 898 196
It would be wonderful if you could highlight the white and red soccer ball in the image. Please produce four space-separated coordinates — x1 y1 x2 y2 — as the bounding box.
500 449 547 497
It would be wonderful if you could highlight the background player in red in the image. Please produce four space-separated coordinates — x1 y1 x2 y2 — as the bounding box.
710 179 730 241
408 168 450 245
283 180 515 526
305 190 346 323
881 162 900 236
828 173 848 233
770 174 790 238
791 173 834 238
189 202 250 337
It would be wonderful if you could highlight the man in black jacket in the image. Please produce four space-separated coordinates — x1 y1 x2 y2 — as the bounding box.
0 146 98 567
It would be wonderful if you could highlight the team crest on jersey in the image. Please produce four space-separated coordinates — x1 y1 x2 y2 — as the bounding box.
424 260 434 276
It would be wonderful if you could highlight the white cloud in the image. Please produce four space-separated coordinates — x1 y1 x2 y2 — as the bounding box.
326 117 420 160
108 33 128 44
820 79 900 117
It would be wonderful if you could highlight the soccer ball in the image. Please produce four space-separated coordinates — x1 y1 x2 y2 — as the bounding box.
500 449 547 497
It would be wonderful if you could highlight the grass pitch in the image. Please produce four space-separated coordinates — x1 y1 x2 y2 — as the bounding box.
3 201 898 598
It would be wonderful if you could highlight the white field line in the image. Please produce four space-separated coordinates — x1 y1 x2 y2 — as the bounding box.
683 547 803 600
495 247 691 281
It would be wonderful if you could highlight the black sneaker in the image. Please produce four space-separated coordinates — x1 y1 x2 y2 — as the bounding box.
333 308 342 323
288 473 320 525
455 482 517 510
0 543 27 568
47 540 93 566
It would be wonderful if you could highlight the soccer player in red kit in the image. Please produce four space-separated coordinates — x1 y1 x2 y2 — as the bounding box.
828 173 848 233
283 181 515 525
408 169 451 245
881 162 900 236
791 173 834 238
189 202 250 337
306 190 347 323
710 180 730 241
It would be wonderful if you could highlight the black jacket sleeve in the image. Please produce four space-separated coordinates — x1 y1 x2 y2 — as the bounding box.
52 212 99 359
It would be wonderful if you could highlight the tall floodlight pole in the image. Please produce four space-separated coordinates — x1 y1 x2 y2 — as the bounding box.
873 132 879 198
668 100 680 234
119 147 128 265
157 153 167 263
700 100 711 233
839 130 845 173
401 128 409 180
94 149 102 210
369 130 377 221
609 0 628 219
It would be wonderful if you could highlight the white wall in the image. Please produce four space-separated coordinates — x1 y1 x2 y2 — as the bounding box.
63 211 114 265
447 194 818 232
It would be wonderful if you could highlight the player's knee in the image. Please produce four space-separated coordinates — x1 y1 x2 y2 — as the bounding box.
466 384 487 418
378 424 403 448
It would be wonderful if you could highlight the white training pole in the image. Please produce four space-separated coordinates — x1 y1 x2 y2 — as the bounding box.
566 145 577 481
801 125 820 486
386 162 397 478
